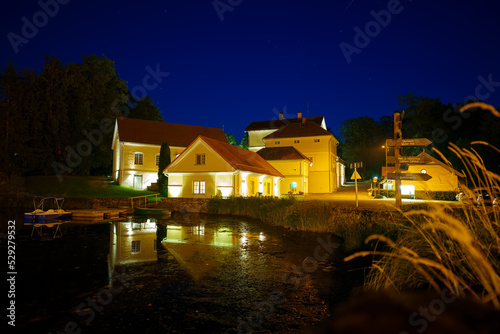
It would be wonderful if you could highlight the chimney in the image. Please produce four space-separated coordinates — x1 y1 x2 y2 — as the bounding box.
297 111 302 119
301 117 306 126
279 112 284 120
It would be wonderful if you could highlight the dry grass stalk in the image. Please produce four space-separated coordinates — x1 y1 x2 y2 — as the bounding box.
346 103 500 309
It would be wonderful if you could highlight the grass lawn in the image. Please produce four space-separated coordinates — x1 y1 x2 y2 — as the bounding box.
23 176 160 198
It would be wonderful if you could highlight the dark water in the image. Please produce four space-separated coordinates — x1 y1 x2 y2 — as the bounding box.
6 212 355 334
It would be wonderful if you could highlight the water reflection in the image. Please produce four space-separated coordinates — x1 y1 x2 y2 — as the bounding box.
109 218 164 273
109 216 270 281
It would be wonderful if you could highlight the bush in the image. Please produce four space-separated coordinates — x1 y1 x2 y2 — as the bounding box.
414 191 456 201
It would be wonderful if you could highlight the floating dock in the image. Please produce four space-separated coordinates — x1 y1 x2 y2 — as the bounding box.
71 208 133 220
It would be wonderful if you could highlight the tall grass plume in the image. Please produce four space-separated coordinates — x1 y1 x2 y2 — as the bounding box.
346 102 500 308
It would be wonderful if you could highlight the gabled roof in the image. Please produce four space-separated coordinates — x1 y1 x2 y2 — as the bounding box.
417 152 465 177
165 136 283 177
244 116 325 131
114 118 227 147
263 121 333 139
256 147 311 161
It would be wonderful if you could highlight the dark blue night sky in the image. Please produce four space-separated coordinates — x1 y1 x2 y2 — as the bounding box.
2 0 499 141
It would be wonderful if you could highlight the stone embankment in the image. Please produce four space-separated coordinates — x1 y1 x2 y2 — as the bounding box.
158 198 209 214
64 197 209 213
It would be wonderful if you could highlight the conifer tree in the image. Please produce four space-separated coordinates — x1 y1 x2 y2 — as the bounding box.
157 141 171 196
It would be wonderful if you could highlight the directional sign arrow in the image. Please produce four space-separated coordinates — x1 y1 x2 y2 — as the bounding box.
349 162 363 169
387 155 432 164
387 172 432 181
386 138 432 147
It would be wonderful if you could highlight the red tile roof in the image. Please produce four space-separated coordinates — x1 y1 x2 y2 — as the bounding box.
256 147 311 161
244 116 325 131
116 118 227 147
263 120 333 139
168 136 283 177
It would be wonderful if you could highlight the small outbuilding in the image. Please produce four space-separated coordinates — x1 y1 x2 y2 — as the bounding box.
381 152 463 196
164 136 283 198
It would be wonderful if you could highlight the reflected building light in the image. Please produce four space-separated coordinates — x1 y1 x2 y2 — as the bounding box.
195 224 205 236
212 227 233 246
164 225 186 244
145 218 156 229
167 225 182 229
259 232 266 241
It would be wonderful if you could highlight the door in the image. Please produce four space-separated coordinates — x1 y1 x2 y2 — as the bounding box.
133 175 143 190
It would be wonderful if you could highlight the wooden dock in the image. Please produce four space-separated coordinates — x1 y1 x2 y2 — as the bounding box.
71 208 133 220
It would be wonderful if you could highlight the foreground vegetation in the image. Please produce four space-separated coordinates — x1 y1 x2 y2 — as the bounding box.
347 103 500 309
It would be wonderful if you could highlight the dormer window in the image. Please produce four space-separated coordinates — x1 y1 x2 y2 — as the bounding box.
275 141 280 145
294 140 300 143
195 154 205 165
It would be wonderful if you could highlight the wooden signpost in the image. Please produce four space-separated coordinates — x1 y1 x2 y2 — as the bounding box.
386 172 432 181
386 138 433 147
388 112 432 208
350 162 363 207
386 155 431 164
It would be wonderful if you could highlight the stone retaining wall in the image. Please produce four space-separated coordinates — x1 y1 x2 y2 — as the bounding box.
159 198 209 213
64 197 210 213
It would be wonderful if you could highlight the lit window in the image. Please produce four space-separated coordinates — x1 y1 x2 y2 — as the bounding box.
193 180 206 194
131 240 141 253
156 154 160 166
314 139 320 143
134 153 144 165
195 154 205 165
275 141 280 145
294 140 300 143
420 169 427 174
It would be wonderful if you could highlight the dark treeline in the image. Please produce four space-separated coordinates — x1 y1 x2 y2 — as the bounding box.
340 94 500 179
2 56 499 182
0 55 162 178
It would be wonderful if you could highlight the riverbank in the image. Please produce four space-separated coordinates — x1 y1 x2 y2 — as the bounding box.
206 197 407 253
